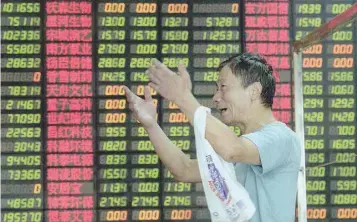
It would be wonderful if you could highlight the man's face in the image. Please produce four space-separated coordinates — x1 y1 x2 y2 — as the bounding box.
213 66 252 125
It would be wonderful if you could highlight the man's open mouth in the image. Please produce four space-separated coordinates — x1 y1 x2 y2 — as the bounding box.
219 108 227 114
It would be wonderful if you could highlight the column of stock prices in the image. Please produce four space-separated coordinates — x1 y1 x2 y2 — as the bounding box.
1 0 356 222
1 1 43 222
294 0 357 221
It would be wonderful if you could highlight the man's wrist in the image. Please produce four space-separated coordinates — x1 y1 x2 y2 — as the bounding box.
175 90 198 107
144 121 160 132
174 91 201 125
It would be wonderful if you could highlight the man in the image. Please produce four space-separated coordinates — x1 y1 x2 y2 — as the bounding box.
123 53 301 222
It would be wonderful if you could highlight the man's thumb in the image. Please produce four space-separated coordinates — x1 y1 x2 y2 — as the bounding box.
144 85 153 101
178 62 190 80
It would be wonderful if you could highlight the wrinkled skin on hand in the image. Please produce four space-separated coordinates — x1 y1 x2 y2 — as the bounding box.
146 59 192 103
123 85 157 128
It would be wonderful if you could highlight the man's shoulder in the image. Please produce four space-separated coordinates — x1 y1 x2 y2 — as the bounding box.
246 121 298 143
266 122 301 167
243 121 301 168
262 121 293 133
266 121 301 152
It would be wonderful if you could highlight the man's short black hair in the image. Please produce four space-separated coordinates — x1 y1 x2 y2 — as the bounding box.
217 53 276 108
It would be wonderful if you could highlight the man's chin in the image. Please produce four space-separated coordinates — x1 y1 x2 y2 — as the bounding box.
220 115 232 124
215 111 232 124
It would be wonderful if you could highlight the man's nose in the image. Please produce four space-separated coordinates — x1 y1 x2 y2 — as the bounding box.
213 91 221 103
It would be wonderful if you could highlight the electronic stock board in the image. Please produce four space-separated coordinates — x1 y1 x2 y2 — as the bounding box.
1 0 356 221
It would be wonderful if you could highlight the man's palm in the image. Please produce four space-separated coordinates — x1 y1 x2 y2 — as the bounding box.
147 60 192 103
123 85 157 128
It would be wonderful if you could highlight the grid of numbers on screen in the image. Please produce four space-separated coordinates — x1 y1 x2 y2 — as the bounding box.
161 1 198 221
97 1 161 221
1 1 43 222
294 0 357 221
1 1 357 222
160 1 242 220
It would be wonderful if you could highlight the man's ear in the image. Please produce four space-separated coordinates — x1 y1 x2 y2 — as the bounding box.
249 82 262 101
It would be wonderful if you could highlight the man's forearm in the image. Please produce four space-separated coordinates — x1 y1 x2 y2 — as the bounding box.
176 92 240 160
174 92 200 125
145 123 193 179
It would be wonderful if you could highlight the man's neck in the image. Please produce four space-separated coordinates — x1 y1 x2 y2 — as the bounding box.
238 109 276 134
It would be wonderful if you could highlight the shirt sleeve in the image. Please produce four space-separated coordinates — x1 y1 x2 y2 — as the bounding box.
241 124 291 175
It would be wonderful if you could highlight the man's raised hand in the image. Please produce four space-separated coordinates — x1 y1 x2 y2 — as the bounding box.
147 59 192 103
123 85 157 128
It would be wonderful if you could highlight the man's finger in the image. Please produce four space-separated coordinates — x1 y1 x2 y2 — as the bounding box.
128 103 134 111
178 62 190 80
144 85 153 101
152 58 164 68
148 64 165 81
148 64 156 73
122 85 136 102
148 82 159 92
152 59 174 76
147 69 161 84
